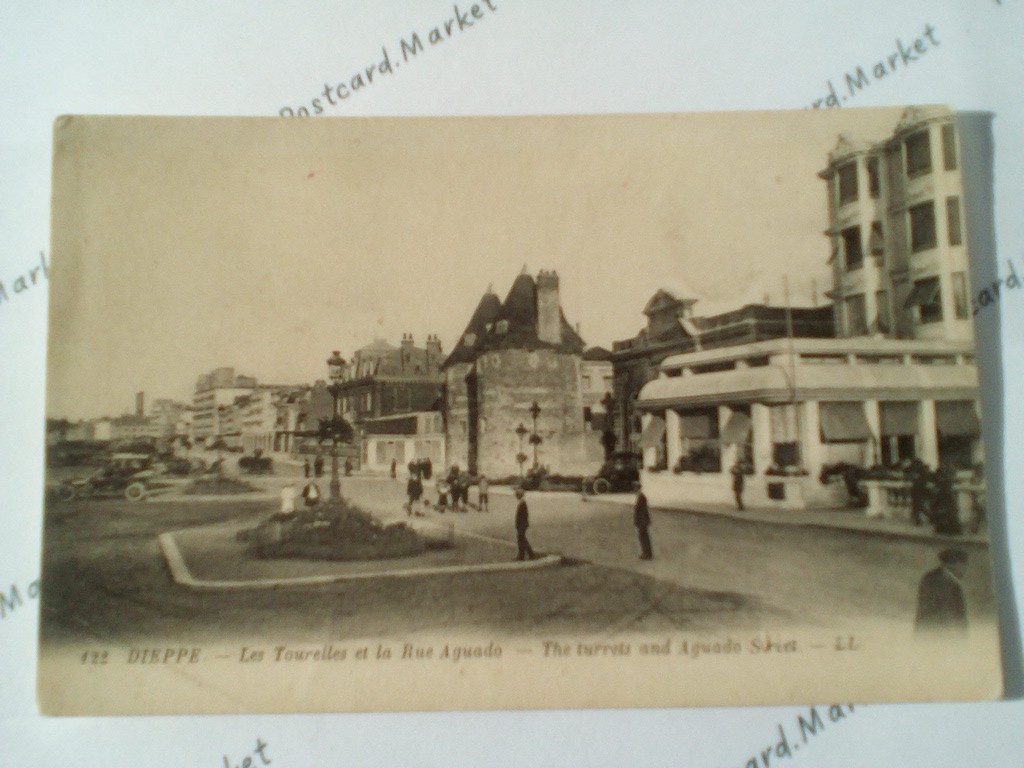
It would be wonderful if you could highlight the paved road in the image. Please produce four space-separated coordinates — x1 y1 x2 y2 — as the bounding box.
323 474 997 630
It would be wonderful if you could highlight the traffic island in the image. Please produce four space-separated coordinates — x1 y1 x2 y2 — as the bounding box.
160 516 562 591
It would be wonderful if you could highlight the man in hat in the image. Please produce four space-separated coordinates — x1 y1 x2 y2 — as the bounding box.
915 548 969 634
514 487 535 561
634 489 653 560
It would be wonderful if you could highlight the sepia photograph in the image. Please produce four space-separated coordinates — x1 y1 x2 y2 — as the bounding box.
39 108 1003 715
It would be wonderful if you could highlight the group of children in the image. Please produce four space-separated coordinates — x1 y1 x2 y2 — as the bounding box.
405 469 489 516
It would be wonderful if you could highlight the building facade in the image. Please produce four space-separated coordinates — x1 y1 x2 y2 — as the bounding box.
634 107 983 511
336 335 444 432
611 290 834 453
444 270 601 477
191 367 258 442
360 411 446 473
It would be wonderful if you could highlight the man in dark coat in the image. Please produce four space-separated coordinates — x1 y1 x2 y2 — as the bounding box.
634 490 653 560
915 548 969 635
514 488 535 561
731 462 745 511
907 458 931 526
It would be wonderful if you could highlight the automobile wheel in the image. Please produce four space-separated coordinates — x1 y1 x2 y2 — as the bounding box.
57 484 77 502
124 482 147 502
593 478 610 495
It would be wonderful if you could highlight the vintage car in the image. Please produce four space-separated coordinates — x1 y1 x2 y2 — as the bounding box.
585 452 642 494
54 453 176 502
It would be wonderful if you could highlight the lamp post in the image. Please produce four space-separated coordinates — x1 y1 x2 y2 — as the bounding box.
515 423 529 478
528 400 542 470
326 350 347 503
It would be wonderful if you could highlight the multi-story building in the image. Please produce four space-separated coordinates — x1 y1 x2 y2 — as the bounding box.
336 335 444 431
360 411 446 473
191 367 258 443
821 105 972 342
632 107 983 511
611 290 834 453
581 346 614 428
443 270 601 477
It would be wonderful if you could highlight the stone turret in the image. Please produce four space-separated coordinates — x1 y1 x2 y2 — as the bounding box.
536 269 561 345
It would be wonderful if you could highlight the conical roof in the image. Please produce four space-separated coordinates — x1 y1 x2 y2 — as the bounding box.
442 290 502 367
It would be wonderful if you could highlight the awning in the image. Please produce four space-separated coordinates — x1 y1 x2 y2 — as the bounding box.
936 401 980 437
904 279 940 309
638 415 666 448
721 412 752 444
819 402 874 441
680 411 715 439
880 401 919 436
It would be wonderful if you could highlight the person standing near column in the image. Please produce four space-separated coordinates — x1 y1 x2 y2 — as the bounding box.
634 489 652 560
731 461 746 511
514 487 535 561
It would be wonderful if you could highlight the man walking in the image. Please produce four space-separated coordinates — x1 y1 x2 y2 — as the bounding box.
731 461 745 511
477 474 489 512
514 487 535 561
634 490 652 560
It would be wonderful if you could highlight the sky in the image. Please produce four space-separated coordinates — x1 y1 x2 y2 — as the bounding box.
47 108 909 419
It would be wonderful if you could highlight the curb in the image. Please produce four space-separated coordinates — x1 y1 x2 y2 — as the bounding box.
158 531 563 592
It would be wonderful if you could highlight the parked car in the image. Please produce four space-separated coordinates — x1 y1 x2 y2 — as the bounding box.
586 452 642 494
54 453 174 502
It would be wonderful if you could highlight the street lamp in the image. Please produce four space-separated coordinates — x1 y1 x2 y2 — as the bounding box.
326 350 347 503
528 400 543 470
515 423 529 477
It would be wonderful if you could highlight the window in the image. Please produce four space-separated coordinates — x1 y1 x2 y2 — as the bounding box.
911 277 944 324
867 156 880 198
905 130 932 177
841 226 863 270
952 272 969 319
946 196 962 245
941 123 958 170
837 162 858 205
845 294 868 336
909 201 937 252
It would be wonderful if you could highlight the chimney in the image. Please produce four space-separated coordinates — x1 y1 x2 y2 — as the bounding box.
401 332 415 350
425 334 443 365
536 270 562 345
135 391 145 417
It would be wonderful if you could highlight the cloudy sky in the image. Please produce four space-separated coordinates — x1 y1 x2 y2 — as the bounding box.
48 108 907 418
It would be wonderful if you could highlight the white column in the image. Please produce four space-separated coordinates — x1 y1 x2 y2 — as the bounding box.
641 413 656 469
751 403 772 476
801 400 823 478
718 405 738 474
919 399 939 468
864 399 881 466
665 409 682 470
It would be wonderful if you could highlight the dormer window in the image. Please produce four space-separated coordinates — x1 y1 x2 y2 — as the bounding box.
496 320 509 334
463 333 477 346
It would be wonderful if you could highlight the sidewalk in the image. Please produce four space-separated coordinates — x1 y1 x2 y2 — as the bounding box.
485 483 989 548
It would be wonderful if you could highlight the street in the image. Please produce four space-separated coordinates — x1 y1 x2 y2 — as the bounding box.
39 466 996 647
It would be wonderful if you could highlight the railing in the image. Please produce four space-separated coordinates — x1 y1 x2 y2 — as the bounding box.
861 478 986 531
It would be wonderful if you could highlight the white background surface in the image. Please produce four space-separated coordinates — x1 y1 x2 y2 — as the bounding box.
1 1 1022 765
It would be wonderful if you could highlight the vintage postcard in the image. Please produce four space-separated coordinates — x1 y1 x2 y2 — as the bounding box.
40 109 1004 715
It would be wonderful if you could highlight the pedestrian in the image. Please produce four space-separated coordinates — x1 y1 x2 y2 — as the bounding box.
930 464 963 536
514 487 535 561
436 478 449 512
280 481 297 515
301 480 322 508
477 474 490 512
344 457 353 476
406 473 422 515
313 455 324 478
390 458 397 479
634 490 652 560
731 461 745 511
915 548 969 635
303 458 311 478
907 458 930 527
